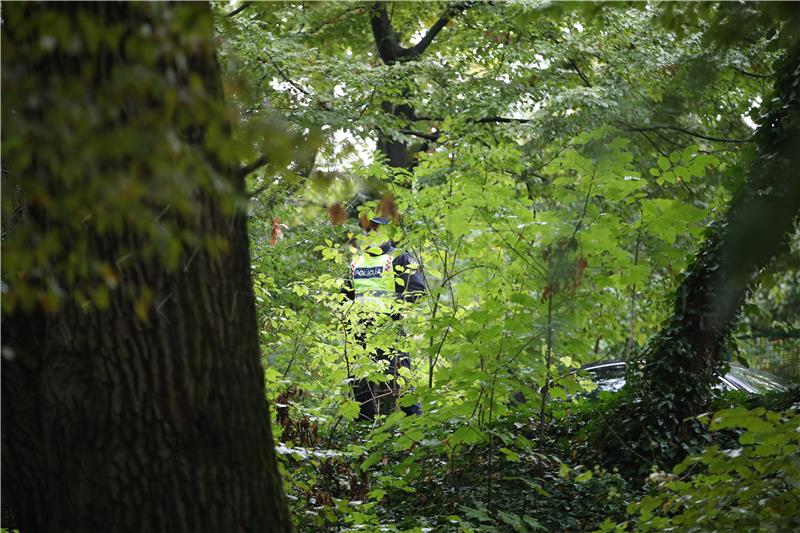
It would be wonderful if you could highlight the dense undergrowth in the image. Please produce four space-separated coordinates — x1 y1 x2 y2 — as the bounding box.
224 2 800 530
272 388 799 532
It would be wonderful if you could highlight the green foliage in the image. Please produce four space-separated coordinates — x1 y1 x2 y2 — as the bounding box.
214 1 800 530
3 0 798 530
2 3 227 313
624 406 800 532
271 406 637 532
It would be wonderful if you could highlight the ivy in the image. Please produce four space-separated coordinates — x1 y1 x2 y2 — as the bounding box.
623 406 800 533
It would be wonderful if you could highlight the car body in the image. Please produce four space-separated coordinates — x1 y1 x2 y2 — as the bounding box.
582 360 794 394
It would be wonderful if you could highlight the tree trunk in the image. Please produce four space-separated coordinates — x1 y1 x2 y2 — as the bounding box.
370 4 419 171
1 3 291 531
368 2 470 171
377 100 418 170
636 43 800 430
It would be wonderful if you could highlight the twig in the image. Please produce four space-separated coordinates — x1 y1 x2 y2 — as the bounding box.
731 66 773 79
567 57 592 88
226 1 252 18
260 49 332 111
282 304 319 378
622 124 753 144
239 155 270 180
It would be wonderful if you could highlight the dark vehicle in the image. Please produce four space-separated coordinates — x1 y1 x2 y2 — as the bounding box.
583 360 794 394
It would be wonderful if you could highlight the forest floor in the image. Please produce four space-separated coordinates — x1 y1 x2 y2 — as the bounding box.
277 388 799 532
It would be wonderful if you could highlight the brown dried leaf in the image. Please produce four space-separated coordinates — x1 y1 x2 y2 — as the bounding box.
573 256 588 287
270 216 283 246
327 203 348 225
379 194 398 222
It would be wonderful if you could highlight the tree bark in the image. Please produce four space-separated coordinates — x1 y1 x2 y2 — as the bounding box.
636 43 800 429
1 3 291 531
369 2 471 170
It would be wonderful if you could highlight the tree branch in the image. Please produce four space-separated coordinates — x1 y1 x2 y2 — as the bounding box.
238 155 270 180
408 2 474 57
247 147 317 199
567 57 592 88
411 115 531 124
226 1 252 18
370 2 404 63
621 124 754 144
259 49 332 111
398 116 532 143
370 1 473 63
400 128 441 141
633 130 669 157
731 66 774 79
299 6 367 35
473 116 532 124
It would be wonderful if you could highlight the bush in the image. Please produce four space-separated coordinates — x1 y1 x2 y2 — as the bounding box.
616 406 800 532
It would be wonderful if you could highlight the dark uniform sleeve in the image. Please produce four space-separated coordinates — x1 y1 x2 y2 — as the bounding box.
393 251 426 302
341 274 355 301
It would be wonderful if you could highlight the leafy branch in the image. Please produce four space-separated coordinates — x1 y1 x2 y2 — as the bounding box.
620 123 754 144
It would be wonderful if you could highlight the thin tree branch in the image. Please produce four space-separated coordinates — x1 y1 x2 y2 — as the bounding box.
621 124 754 144
473 116 532 124
247 148 317 199
239 155 270 180
567 57 592 88
408 2 475 57
399 114 529 139
651 128 683 147
731 66 774 79
398 116 532 143
259 49 332 111
410 115 531 124
226 1 253 18
635 130 669 157
357 87 377 119
399 128 440 141
299 5 367 35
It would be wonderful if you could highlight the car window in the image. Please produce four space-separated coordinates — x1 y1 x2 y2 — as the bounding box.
584 363 626 392
583 362 792 395
714 376 736 392
725 364 793 393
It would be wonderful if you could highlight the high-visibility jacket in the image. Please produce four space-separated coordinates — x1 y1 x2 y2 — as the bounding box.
344 241 426 312
351 249 398 312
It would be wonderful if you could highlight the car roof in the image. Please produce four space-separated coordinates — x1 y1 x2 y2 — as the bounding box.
581 360 792 394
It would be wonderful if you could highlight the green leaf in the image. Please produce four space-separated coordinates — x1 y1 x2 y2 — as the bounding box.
340 399 361 420
361 452 383 471
499 447 521 462
369 488 386 501
524 515 547 530
449 425 484 446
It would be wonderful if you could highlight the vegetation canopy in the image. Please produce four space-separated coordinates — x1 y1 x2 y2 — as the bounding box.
2 1 799 531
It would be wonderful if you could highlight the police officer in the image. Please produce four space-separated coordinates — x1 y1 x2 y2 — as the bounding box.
343 216 425 420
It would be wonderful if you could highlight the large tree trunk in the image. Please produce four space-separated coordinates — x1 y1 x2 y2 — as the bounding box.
369 2 470 171
377 100 418 170
1 3 291 531
370 3 420 171
636 43 800 430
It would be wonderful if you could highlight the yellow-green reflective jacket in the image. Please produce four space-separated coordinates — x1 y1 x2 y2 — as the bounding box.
350 251 397 312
